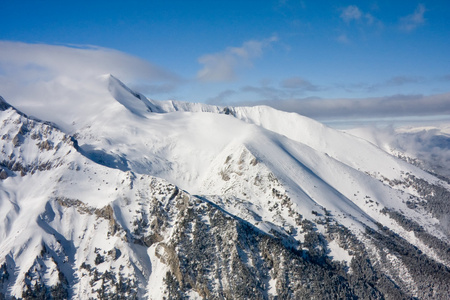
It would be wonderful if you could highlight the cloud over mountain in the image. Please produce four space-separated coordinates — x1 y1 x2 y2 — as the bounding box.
0 41 182 123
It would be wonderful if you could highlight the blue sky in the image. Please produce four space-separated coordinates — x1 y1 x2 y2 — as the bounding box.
1 0 449 121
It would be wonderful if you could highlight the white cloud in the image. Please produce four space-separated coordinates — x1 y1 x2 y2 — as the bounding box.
399 4 426 32
384 76 424 87
232 77 320 102
233 93 450 120
0 41 181 128
340 5 362 23
0 41 178 83
365 13 375 25
206 89 237 104
335 75 426 93
339 6 383 27
336 33 350 44
280 76 319 91
196 35 278 82
338 6 383 42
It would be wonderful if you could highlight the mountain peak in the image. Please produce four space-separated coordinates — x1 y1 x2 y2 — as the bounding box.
0 95 11 111
1 76 450 299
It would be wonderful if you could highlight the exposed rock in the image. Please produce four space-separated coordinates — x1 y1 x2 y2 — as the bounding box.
0 169 7 180
95 205 120 235
12 134 21 147
38 140 53 151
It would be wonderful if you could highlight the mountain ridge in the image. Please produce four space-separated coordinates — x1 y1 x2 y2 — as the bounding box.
0 76 449 299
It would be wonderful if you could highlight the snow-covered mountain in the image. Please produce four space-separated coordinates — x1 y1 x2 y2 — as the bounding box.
0 75 449 299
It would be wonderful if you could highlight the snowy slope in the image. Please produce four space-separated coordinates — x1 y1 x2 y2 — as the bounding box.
345 124 450 180
1 77 450 299
74 76 448 237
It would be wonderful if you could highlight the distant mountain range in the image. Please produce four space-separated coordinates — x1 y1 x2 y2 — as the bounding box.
0 75 449 299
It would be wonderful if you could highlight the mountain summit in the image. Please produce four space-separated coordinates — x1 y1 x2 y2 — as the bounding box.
0 76 449 299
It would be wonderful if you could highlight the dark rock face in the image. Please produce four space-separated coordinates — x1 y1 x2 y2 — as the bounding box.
0 96 12 111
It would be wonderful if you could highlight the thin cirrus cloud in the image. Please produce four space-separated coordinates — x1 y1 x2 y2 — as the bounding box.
340 5 377 26
205 76 321 105
206 89 237 105
236 93 450 120
196 35 278 82
238 76 320 102
336 75 427 94
367 76 425 92
336 34 350 44
337 5 382 43
340 4 426 33
399 4 426 32
384 75 424 86
280 76 320 91
340 5 362 23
